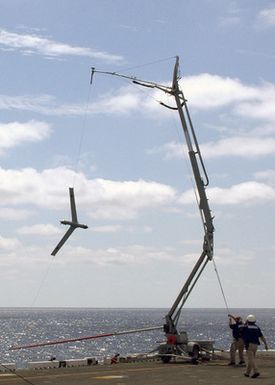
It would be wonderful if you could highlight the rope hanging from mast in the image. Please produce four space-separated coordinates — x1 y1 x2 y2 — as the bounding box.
212 258 230 314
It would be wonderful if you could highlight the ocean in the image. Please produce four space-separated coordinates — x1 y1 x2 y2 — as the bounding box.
0 308 274 368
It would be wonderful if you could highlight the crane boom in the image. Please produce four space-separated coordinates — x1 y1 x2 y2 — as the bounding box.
163 56 214 334
91 57 215 360
9 58 214 363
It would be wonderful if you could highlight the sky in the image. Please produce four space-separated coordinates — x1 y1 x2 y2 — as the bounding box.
0 0 275 309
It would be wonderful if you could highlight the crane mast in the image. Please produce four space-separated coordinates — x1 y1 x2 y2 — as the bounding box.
9 57 215 364
91 56 215 361
163 56 214 336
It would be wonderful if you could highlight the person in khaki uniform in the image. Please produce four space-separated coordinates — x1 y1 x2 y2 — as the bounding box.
228 314 245 365
243 314 268 378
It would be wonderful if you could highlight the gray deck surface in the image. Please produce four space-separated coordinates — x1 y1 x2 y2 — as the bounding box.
1 354 274 385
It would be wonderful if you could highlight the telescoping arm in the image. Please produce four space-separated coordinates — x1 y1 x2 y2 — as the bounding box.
91 57 214 336
163 56 214 335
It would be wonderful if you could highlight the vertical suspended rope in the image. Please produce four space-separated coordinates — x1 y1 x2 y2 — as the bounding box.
169 102 230 316
212 258 230 314
30 79 92 308
30 254 56 307
192 177 230 316
72 80 93 187
156 70 231 322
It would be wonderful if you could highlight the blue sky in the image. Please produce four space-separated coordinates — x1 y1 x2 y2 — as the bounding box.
0 0 275 308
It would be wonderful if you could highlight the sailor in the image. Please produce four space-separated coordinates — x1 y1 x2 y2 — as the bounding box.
228 314 245 365
243 314 268 378
111 353 120 364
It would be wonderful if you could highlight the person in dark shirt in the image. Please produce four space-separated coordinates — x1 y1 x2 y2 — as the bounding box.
243 314 268 378
228 314 245 365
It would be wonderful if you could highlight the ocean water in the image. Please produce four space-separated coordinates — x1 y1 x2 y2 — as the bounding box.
0 308 274 368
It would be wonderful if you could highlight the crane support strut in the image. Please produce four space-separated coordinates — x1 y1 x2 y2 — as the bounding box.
92 57 215 361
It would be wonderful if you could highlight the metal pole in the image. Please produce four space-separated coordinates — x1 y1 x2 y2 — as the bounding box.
10 325 163 351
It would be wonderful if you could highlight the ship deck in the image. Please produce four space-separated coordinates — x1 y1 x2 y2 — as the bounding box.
1 352 274 385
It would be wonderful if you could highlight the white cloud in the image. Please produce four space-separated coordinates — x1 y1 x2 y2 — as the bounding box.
254 169 275 186
148 141 186 159
90 245 250 269
235 82 275 121
180 181 275 205
181 239 202 246
0 120 51 154
0 208 34 221
17 224 62 236
0 88 145 116
89 74 275 124
143 225 153 233
0 235 21 251
152 136 275 160
1 75 275 125
0 94 54 114
89 86 144 115
0 240 177 268
50 244 179 266
85 178 176 220
209 182 275 205
214 247 254 266
257 6 275 27
90 225 123 233
0 28 123 62
89 224 153 234
0 241 255 276
0 166 176 219
180 73 259 109
0 165 273 228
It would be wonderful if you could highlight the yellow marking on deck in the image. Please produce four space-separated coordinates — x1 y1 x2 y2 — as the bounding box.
0 374 16 377
94 375 127 379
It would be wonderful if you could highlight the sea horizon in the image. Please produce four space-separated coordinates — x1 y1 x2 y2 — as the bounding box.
1 307 274 368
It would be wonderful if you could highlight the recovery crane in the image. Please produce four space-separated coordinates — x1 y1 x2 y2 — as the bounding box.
91 56 215 363
157 57 215 363
9 58 216 361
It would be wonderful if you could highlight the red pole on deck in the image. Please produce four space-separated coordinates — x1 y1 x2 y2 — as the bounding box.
10 325 163 351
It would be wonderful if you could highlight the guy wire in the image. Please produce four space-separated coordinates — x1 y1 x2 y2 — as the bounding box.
31 75 93 306
212 257 230 314
169 99 230 315
118 55 176 72
186 164 230 315
0 363 36 385
91 56 176 113
30 254 56 307
72 78 93 187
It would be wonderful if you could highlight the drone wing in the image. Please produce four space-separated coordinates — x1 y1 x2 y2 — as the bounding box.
69 187 78 223
51 226 75 256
